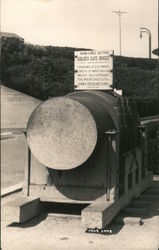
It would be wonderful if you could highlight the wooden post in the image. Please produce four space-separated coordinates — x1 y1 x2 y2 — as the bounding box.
139 126 147 179
105 130 118 201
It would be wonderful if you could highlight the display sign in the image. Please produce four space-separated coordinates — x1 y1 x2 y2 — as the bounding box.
74 50 113 90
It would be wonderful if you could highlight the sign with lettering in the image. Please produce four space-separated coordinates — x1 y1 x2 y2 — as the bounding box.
74 50 113 90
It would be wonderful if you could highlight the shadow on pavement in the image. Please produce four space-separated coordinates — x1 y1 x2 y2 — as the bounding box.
8 213 47 228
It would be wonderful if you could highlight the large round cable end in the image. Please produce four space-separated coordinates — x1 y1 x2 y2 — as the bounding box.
27 97 97 170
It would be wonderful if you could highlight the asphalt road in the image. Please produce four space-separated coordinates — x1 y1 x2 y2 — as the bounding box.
1 133 25 189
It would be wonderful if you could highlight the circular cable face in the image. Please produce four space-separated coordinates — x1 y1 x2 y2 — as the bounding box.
27 97 97 170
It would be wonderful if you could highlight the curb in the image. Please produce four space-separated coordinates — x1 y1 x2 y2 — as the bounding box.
1 182 23 197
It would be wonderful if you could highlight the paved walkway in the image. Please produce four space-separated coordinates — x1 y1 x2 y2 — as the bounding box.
1 180 159 250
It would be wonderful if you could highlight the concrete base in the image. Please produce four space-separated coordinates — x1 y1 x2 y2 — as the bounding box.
1 196 41 225
82 173 153 229
81 196 118 229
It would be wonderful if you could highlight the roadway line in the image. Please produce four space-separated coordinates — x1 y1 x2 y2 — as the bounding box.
1 182 23 197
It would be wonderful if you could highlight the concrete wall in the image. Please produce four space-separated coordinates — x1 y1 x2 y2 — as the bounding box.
1 85 42 129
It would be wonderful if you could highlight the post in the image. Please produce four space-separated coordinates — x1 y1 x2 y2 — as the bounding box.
149 34 151 59
105 130 118 201
24 132 31 196
112 9 127 56
139 126 147 179
119 13 121 56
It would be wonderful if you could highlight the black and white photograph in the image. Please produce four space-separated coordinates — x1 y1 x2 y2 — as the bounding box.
1 0 159 249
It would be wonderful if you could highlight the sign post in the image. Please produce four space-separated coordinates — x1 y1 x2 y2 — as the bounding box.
74 50 114 91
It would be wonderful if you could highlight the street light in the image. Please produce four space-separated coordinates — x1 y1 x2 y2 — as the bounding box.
140 27 152 58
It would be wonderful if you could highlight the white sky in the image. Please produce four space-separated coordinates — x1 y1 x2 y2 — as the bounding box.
1 0 158 58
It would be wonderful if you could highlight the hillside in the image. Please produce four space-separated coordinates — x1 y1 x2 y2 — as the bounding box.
1 36 159 116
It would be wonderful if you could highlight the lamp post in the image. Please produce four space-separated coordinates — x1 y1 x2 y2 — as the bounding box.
140 27 152 58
